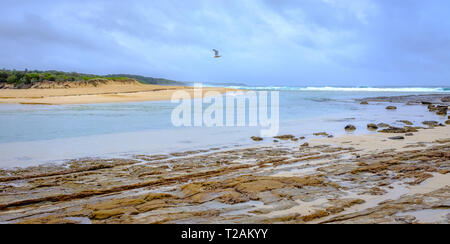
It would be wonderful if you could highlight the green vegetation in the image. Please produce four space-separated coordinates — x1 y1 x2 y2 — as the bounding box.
0 69 186 88
0 69 130 87
105 74 186 86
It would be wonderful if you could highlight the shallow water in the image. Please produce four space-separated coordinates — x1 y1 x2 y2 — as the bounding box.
395 209 449 223
0 89 448 168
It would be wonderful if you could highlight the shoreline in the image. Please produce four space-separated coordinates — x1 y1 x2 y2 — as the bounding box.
0 83 239 105
310 125 450 152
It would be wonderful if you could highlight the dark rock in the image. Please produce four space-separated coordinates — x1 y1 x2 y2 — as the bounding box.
428 104 437 111
313 132 329 136
251 136 263 141
386 106 397 110
446 120 450 125
421 101 432 105
437 110 447 116
404 126 419 132
436 106 448 116
378 126 418 133
299 136 305 140
405 133 414 136
422 121 440 127
389 136 405 140
345 125 356 131
397 120 413 125
360 101 368 105
300 143 309 147
356 94 449 104
367 123 378 130
378 127 406 133
441 96 450 102
274 135 295 140
377 123 390 128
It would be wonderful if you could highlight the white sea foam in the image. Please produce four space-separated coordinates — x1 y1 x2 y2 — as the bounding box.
226 86 450 92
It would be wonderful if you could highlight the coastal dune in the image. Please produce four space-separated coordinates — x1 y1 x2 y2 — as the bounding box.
0 80 238 105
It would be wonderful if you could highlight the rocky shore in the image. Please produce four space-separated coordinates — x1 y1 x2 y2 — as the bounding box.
357 94 450 104
0 94 449 224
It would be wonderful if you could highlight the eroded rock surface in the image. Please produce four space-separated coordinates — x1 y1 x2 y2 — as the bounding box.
0 129 448 224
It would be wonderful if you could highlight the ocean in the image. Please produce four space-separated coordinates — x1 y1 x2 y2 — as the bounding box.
0 86 448 168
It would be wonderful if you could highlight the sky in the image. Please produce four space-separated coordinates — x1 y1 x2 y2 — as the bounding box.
1 0 449 86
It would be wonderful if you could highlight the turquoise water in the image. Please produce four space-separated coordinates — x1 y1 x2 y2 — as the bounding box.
0 87 448 167
0 101 176 143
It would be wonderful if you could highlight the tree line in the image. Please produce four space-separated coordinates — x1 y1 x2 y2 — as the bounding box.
0 69 129 86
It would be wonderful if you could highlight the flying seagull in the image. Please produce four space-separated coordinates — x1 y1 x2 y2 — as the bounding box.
212 49 221 58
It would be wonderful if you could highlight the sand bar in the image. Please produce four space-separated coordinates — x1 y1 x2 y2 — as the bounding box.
0 82 239 105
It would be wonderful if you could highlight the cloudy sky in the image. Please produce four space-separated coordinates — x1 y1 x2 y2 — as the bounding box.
1 0 449 86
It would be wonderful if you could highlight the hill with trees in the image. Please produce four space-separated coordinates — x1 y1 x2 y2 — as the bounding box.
105 74 186 86
0 69 187 88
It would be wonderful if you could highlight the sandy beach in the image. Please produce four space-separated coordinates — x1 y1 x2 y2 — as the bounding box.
0 81 238 105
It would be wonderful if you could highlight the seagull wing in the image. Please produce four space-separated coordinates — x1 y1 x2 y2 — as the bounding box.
212 49 219 56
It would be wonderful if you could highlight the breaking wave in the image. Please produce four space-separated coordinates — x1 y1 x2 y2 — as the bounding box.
226 86 450 92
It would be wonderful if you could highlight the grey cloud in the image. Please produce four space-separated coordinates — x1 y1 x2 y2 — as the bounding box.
0 0 449 85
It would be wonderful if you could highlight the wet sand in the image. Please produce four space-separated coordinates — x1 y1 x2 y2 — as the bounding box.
0 82 238 105
310 126 450 152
